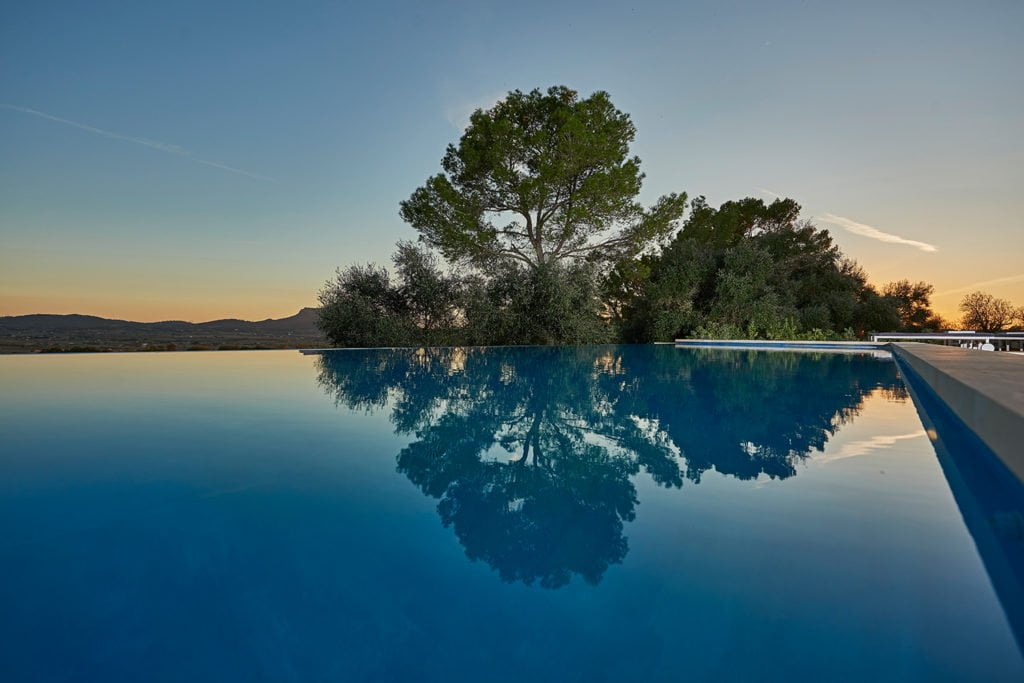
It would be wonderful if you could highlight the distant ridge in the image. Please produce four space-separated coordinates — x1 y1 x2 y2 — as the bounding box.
0 308 324 353
0 308 320 334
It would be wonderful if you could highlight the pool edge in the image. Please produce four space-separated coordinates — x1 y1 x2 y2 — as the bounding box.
891 342 1024 485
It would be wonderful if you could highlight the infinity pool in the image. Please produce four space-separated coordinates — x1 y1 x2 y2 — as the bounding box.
1 346 1022 681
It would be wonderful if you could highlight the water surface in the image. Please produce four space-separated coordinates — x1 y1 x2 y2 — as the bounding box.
1 346 1021 681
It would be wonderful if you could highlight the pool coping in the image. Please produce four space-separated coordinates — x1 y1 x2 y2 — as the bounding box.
889 343 1024 484
894 344 1024 652
674 339 885 351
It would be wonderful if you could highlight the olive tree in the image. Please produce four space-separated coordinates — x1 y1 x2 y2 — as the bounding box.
316 242 462 347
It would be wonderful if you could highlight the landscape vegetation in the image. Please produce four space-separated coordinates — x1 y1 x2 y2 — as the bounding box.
317 87 1023 348
2 85 1021 353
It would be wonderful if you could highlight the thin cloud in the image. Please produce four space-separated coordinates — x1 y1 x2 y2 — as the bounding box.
934 272 1024 298
0 104 276 183
818 213 937 253
756 187 784 200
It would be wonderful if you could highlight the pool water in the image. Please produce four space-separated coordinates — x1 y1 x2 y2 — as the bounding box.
1 346 1022 681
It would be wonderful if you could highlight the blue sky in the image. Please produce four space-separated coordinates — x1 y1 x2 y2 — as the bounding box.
1 0 1022 320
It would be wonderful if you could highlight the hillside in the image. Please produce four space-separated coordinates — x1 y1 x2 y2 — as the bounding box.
0 308 325 353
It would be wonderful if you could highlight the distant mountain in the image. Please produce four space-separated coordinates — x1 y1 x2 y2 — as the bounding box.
0 308 324 353
0 308 321 334
194 307 321 334
0 314 189 334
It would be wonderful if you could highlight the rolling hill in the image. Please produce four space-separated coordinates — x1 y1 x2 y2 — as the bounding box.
0 308 325 353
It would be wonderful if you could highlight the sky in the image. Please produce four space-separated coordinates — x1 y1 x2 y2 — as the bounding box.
1 0 1022 322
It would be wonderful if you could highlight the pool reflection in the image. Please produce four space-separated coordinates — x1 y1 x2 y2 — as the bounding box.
316 346 905 587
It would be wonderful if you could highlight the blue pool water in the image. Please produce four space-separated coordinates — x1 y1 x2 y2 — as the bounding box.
1 345 1022 681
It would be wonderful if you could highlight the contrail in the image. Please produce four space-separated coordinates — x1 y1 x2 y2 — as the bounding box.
0 104 276 183
818 213 937 253
934 272 1024 297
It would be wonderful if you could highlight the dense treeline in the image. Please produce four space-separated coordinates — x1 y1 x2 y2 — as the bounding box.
606 196 943 341
318 85 1016 347
318 195 959 346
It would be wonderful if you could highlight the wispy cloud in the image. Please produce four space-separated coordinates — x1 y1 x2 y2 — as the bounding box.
756 187 784 200
934 272 1024 298
818 213 937 253
0 104 276 183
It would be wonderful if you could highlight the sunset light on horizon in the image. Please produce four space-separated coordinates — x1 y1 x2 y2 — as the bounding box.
2 1 1022 323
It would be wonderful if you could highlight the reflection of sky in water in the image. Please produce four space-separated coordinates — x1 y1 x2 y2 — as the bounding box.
0 347 1021 682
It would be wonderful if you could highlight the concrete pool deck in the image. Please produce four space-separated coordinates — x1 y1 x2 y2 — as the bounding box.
891 343 1024 483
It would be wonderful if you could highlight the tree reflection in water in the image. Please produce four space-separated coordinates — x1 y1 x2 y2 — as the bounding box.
316 346 905 588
